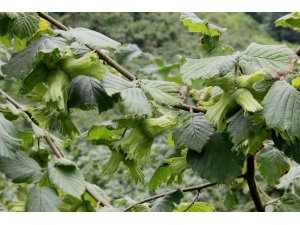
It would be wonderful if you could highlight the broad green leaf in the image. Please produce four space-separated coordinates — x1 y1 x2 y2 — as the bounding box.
0 114 22 159
25 186 61 212
116 44 147 65
86 122 124 145
173 113 215 153
70 42 90 56
257 146 290 186
227 110 258 146
181 54 238 84
150 189 183 212
238 129 270 155
102 73 134 95
103 73 152 116
224 190 236 211
262 81 300 141
180 12 226 36
280 140 300 164
48 158 85 199
67 75 114 113
10 13 40 39
0 150 43 183
2 35 66 78
275 12 300 31
273 134 300 164
149 166 172 192
239 43 297 78
174 202 215 212
140 79 181 105
55 27 120 50
187 133 244 184
278 194 300 212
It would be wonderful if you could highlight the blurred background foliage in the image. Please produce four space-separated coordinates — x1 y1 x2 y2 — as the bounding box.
0 12 297 212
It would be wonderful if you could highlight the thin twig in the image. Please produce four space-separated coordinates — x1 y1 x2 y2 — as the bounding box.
183 189 200 212
246 155 265 212
264 197 283 207
0 88 112 208
124 182 216 212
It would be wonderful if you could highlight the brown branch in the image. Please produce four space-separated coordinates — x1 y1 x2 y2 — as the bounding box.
0 88 112 208
246 155 265 212
124 182 216 212
37 12 203 113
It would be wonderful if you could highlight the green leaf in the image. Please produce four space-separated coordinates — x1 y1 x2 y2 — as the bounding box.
187 133 245 184
0 114 22 159
140 79 181 105
149 165 172 192
224 190 236 211
103 73 152 116
173 113 215 153
239 43 297 78
67 75 114 113
262 81 300 141
275 137 300 164
10 13 40 39
278 194 300 212
0 150 43 183
116 44 149 65
181 54 238 84
48 158 85 199
275 12 300 31
150 189 183 212
25 186 61 212
2 35 66 78
180 12 226 36
227 110 258 146
256 146 290 186
174 202 215 212
55 27 120 50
